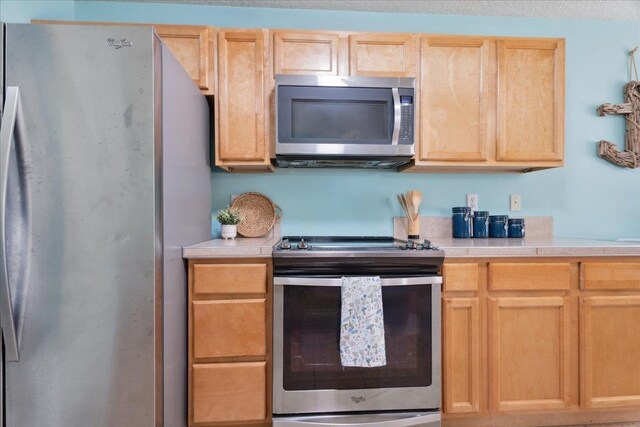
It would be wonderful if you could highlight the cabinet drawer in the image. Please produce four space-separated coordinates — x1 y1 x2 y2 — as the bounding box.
193 299 266 359
489 262 570 291
192 362 266 424
193 263 267 295
443 263 479 292
581 263 640 290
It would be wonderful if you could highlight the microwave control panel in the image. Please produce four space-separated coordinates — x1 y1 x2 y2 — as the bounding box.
398 89 414 144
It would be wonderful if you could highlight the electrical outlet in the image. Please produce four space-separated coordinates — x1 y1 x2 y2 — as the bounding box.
466 193 479 212
510 194 522 212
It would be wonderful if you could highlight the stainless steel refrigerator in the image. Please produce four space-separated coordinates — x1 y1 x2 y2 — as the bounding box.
0 23 212 426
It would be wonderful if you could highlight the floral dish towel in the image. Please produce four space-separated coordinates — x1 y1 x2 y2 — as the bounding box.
339 276 387 367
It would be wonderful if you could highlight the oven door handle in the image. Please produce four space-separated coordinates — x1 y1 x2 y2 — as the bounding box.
273 276 442 287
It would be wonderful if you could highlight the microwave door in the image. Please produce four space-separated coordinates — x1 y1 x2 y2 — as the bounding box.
277 86 395 148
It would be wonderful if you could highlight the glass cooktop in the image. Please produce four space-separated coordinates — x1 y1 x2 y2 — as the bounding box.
274 236 439 252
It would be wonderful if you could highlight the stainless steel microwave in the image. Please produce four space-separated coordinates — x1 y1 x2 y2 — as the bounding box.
275 75 416 169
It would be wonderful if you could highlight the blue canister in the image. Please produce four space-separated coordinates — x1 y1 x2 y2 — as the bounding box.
473 211 489 238
489 215 509 238
508 218 525 238
452 207 473 238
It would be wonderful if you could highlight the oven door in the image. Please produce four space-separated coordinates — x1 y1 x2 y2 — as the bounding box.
273 276 441 415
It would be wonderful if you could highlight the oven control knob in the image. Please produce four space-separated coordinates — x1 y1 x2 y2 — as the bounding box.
423 239 432 249
406 239 417 250
298 239 309 250
280 239 291 250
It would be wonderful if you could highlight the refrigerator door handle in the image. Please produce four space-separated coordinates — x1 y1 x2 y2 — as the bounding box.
0 86 21 362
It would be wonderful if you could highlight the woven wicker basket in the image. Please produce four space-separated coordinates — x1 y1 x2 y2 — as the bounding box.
230 192 281 238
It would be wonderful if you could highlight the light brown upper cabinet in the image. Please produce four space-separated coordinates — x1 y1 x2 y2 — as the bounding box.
215 29 272 172
154 25 215 95
418 36 491 163
43 21 565 173
497 39 565 162
272 30 341 77
409 36 564 172
349 33 418 77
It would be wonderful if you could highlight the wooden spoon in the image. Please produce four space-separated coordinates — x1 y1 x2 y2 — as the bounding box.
410 190 423 219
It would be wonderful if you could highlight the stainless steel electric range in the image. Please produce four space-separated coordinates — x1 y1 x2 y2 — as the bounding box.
272 236 444 427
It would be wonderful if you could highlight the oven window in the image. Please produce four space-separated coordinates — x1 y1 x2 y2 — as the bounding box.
282 285 432 390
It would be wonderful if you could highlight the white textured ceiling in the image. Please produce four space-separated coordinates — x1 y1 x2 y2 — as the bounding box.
91 0 640 21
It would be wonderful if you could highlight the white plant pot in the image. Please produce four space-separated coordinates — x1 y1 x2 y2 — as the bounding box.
221 224 238 240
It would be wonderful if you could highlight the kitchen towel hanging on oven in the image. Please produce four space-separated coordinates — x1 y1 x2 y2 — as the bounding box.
340 276 387 367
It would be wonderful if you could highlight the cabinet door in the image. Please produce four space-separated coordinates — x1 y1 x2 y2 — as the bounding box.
581 295 640 408
489 296 572 411
349 34 418 77
496 39 564 162
443 298 481 414
420 36 490 161
216 29 269 168
154 25 214 95
272 31 339 77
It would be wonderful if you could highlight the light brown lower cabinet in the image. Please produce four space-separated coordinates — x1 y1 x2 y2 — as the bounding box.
442 258 640 427
488 296 572 412
580 295 640 408
193 362 267 424
443 297 480 414
188 258 272 427
193 299 266 359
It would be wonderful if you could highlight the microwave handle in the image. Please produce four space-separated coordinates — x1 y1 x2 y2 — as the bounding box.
391 88 401 146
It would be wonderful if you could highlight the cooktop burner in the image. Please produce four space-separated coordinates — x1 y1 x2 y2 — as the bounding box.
273 236 444 276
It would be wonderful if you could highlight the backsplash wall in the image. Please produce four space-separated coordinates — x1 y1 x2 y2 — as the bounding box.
17 1 640 239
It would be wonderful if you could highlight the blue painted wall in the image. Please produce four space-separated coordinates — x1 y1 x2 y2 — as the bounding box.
0 0 74 23
15 1 640 238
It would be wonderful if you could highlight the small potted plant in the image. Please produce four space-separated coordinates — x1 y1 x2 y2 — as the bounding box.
216 207 242 240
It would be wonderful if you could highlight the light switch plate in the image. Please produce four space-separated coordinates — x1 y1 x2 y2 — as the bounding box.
510 194 522 212
466 193 479 211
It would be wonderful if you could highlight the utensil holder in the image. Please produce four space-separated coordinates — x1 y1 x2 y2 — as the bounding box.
408 216 420 240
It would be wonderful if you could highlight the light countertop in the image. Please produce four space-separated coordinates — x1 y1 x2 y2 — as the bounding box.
182 235 279 258
183 236 640 259
430 237 640 258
